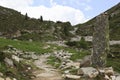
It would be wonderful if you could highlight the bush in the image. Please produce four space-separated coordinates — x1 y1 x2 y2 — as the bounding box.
65 41 77 47
79 37 88 49
0 51 5 62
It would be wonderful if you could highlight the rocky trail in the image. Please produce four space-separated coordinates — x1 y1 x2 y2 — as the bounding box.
33 54 63 80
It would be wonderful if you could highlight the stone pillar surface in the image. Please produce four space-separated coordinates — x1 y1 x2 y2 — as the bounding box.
91 13 109 68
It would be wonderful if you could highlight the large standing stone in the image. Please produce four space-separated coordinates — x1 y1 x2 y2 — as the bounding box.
91 12 109 68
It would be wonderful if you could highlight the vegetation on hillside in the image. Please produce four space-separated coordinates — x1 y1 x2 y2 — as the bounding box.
0 6 74 41
75 3 120 40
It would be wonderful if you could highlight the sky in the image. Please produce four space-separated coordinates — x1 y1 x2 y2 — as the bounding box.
0 0 120 25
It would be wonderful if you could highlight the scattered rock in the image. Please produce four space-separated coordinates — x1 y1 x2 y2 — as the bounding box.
64 70 70 74
104 75 110 80
0 77 4 80
5 77 11 80
43 45 50 49
80 55 91 67
64 74 81 79
80 67 99 78
13 78 17 80
104 67 114 76
110 76 116 80
0 72 3 77
77 68 84 75
12 55 20 62
4 57 14 66
28 67 31 70
116 76 120 80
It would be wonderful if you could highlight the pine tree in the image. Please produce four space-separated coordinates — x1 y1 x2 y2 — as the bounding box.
40 16 43 22
25 13 28 20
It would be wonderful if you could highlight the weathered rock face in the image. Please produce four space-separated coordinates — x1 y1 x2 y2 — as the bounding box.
91 13 109 68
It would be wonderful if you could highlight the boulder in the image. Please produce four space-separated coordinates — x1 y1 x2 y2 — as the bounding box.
80 67 99 78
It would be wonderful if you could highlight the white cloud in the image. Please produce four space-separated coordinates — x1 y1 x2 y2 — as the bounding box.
84 5 92 11
0 0 87 25
0 0 33 8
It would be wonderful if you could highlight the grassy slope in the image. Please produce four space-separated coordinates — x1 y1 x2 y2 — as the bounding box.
0 38 120 73
0 38 52 53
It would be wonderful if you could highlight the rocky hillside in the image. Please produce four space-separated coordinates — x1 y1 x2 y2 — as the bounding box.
0 6 74 41
75 2 120 40
0 3 120 41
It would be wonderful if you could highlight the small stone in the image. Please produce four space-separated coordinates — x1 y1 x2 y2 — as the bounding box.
105 67 114 76
0 77 4 80
65 74 81 79
110 76 116 80
80 55 91 67
99 69 105 73
28 67 31 70
12 55 20 62
116 76 120 80
4 57 14 66
64 70 69 74
104 75 110 80
77 68 84 75
6 77 11 80
72 62 80 69
0 72 3 76
13 78 17 80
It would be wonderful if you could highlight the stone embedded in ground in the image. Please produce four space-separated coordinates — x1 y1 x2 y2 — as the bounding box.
104 75 110 80
6 77 11 80
80 67 99 78
110 76 116 80
0 77 4 80
64 74 81 79
12 55 20 62
80 55 91 67
77 68 84 75
91 12 109 68
4 57 14 66
104 67 114 76
116 76 120 80
0 72 3 77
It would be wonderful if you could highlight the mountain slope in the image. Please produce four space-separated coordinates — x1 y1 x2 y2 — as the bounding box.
75 2 120 40
0 6 74 41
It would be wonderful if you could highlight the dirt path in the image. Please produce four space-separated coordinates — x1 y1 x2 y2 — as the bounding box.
32 54 63 80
